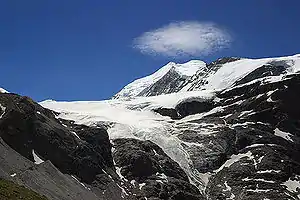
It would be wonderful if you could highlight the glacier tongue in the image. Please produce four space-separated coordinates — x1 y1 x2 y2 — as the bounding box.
40 90 216 189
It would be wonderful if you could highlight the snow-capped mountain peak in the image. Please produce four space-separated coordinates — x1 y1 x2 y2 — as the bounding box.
170 60 207 76
113 60 206 99
0 88 9 93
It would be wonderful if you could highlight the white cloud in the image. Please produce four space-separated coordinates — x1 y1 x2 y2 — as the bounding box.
133 21 232 58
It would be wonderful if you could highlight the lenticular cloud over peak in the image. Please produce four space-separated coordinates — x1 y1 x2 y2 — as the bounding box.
133 21 232 58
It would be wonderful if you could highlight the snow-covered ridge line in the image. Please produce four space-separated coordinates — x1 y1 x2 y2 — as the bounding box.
113 60 206 99
0 88 9 93
115 54 300 99
183 54 300 92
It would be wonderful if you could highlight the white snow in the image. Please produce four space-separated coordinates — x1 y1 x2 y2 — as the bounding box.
0 104 6 119
238 110 255 118
257 156 265 164
178 106 224 123
204 58 271 90
247 188 271 193
71 131 81 140
130 180 136 187
139 183 146 190
152 149 159 156
156 172 168 183
117 183 129 198
244 144 266 149
198 172 211 186
102 169 113 180
61 123 68 128
184 54 300 92
230 122 256 128
215 151 254 173
242 177 275 183
222 181 235 199
32 149 44 164
255 94 265 99
71 175 91 190
115 166 127 181
223 181 231 192
274 128 294 142
228 193 235 200
114 60 205 98
0 88 9 93
257 170 281 174
112 152 128 182
220 113 233 119
175 60 207 76
266 89 278 103
281 176 300 194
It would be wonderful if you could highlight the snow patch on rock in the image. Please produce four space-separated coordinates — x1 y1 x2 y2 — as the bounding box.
274 128 294 142
32 149 44 164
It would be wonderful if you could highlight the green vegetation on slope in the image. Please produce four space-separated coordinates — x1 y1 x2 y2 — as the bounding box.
0 179 48 200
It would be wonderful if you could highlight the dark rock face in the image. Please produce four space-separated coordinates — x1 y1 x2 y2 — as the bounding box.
153 100 214 120
153 107 180 119
175 100 215 118
112 138 205 200
0 93 120 200
0 94 113 182
195 73 300 199
139 68 187 97
234 62 288 85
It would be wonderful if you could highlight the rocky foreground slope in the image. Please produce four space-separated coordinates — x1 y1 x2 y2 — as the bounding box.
1 54 300 200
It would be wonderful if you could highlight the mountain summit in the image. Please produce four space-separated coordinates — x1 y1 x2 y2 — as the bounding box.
113 60 206 99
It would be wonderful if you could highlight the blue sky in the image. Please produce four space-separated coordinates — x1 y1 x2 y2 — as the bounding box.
1 0 299 101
